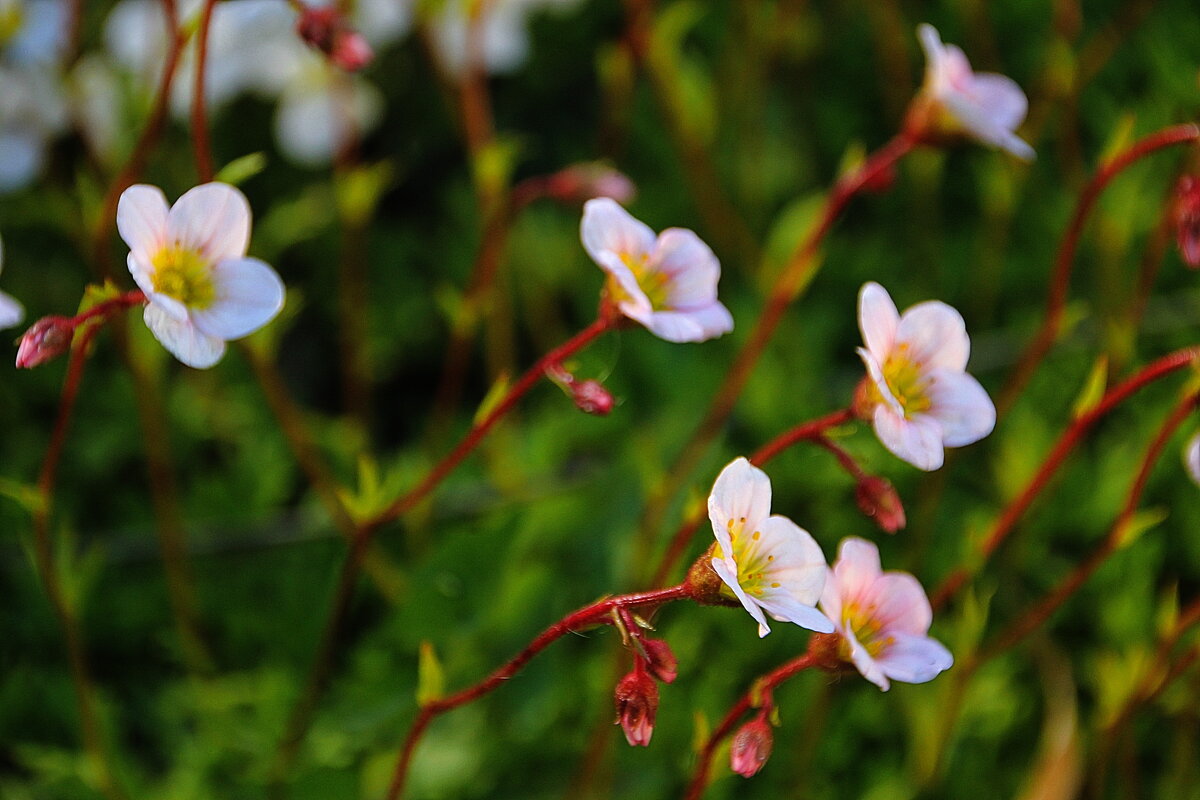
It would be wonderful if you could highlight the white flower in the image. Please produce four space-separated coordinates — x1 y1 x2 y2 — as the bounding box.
0 232 25 329
0 64 68 193
1186 432 1200 487
0 0 69 66
580 198 733 343
428 0 582 77
915 23 1034 161
117 183 284 368
707 457 833 638
819 537 953 691
856 282 995 471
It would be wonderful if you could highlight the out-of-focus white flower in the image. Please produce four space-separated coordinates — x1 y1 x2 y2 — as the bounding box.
1186 432 1200 487
117 183 284 368
707 457 833 638
273 64 382 166
819 537 953 691
855 282 995 472
0 0 68 66
0 232 26 330
0 64 68 192
427 0 582 76
581 198 733 343
911 23 1034 161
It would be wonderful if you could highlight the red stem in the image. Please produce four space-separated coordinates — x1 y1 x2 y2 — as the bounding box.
191 0 218 183
983 391 1199 658
649 408 854 587
932 345 1200 610
384 584 692 800
995 123 1200 418
683 653 818 800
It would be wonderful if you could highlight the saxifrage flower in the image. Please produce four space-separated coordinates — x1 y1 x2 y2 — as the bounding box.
819 537 953 691
581 198 733 343
117 182 284 368
707 457 833 638
855 281 995 471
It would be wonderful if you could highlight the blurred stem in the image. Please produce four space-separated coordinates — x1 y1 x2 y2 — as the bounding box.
191 0 218 184
648 407 854 587
931 344 1200 610
994 123 1200 420
683 652 819 800
335 136 374 431
981 390 1199 659
384 584 692 800
31 321 129 800
632 134 914 575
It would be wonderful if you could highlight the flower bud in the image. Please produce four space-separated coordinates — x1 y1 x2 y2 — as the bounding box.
571 379 614 416
641 638 677 684
332 30 373 72
295 5 373 72
15 315 74 369
854 476 906 533
545 163 636 207
1173 176 1200 269
613 669 657 746
730 716 773 778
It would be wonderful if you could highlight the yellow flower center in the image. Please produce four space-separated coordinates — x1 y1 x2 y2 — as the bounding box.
714 517 780 600
607 251 672 310
151 245 217 309
840 601 894 658
865 343 932 418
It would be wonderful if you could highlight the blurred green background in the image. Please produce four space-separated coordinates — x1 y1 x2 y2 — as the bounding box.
3 0 1200 798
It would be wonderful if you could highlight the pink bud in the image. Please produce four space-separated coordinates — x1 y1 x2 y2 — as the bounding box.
15 316 74 369
572 380 614 416
614 669 657 747
545 164 637 206
854 476 906 533
295 5 372 71
730 716 773 778
332 30 373 72
641 639 677 684
1174 176 1200 269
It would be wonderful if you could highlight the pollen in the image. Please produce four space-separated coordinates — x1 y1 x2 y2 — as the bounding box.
151 245 217 309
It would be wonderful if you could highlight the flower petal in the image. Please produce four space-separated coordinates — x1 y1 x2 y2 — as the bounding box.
873 405 945 471
917 23 947 89
863 572 933 636
189 257 285 340
857 346 904 417
1186 433 1200 487
0 291 24 330
926 368 996 447
652 227 720 309
708 457 772 554
117 184 169 262
826 537 882 608
753 515 829 608
580 198 656 268
858 282 899 362
843 623 889 691
876 632 954 685
711 556 771 637
895 300 969 371
640 306 732 343
968 73 1029 132
144 302 226 368
167 182 251 261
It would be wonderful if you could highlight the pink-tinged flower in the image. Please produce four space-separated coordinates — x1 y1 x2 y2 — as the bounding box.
0 233 25 329
708 458 833 638
117 183 284 368
544 163 636 206
911 23 1034 161
1186 432 1200 487
1173 176 1200 269
819 537 953 691
613 668 657 747
730 716 773 778
581 198 733 343
855 282 995 471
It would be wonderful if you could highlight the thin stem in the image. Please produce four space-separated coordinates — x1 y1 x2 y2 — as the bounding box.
634 135 914 577
191 0 218 183
683 653 818 800
32 321 130 800
385 584 692 800
649 408 853 587
931 345 1200 610
995 123 1200 419
982 391 1199 659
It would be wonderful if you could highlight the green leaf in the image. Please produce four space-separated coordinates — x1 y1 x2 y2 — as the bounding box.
214 152 268 186
0 478 44 515
416 641 445 707
1113 507 1167 549
1070 355 1108 419
335 161 395 226
473 372 512 426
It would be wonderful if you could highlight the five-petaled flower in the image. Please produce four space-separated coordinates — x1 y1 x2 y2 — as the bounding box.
117 182 285 368
708 457 833 638
0 233 25 330
818 537 953 691
910 23 1034 161
855 281 995 471
1186 432 1200 487
580 198 733 343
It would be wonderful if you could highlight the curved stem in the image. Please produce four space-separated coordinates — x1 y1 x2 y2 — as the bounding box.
683 653 818 800
384 584 692 800
634 135 914 577
932 345 1200 610
995 123 1200 419
982 391 1199 659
